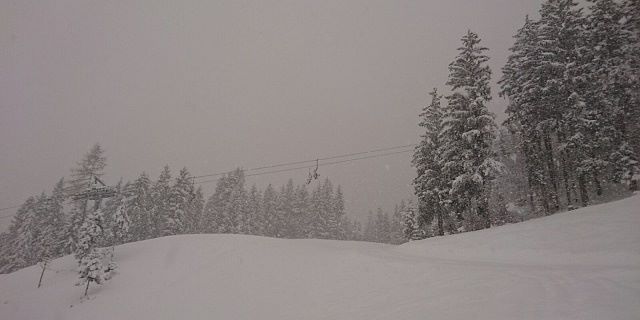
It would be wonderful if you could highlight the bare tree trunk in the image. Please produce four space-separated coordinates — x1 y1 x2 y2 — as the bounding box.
477 199 491 229
437 209 444 236
593 171 603 196
84 280 91 297
578 174 590 206
539 183 550 215
542 134 560 212
561 154 573 208
37 261 47 288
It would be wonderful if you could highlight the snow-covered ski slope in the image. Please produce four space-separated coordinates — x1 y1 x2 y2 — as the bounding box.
2 195 639 320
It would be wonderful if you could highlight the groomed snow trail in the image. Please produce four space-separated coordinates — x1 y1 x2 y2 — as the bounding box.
1 195 639 320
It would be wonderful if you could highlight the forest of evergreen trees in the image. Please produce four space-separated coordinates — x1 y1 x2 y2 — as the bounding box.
0 144 371 275
407 0 639 239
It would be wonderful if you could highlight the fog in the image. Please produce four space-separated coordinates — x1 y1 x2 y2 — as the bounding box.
1 0 542 230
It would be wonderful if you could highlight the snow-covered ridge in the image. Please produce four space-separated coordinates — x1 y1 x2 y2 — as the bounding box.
1 195 639 320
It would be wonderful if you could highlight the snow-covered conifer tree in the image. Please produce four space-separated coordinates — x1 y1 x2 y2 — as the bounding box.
245 185 263 235
125 173 152 241
261 184 279 237
202 169 246 234
441 30 501 230
150 166 172 237
413 88 448 235
166 167 194 235
402 203 426 241
75 206 106 297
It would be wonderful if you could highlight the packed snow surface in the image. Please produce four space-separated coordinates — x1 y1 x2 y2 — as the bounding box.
2 195 639 320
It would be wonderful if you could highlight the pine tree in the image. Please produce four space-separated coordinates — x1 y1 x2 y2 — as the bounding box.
190 187 205 233
261 184 279 237
125 173 152 241
10 197 38 270
331 186 346 240
276 180 296 238
244 185 263 235
500 16 555 214
48 178 68 256
75 207 106 297
307 179 334 239
441 30 501 230
363 211 375 242
389 201 407 244
584 0 640 190
166 167 194 235
0 233 13 273
202 169 247 234
623 0 640 160
413 88 448 236
402 203 426 241
292 185 309 238
35 190 64 288
150 166 172 237
102 181 130 246
492 129 531 217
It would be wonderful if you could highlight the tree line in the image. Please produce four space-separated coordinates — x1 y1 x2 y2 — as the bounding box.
0 144 361 281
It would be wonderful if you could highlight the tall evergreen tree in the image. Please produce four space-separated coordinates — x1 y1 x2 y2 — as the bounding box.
10 197 38 270
402 202 426 241
441 30 501 230
261 184 279 237
125 173 152 241
202 169 247 234
413 88 448 236
48 178 68 256
584 0 640 190
166 167 194 235
75 206 107 297
245 185 263 235
277 180 296 238
331 186 346 240
150 166 172 237
500 16 556 214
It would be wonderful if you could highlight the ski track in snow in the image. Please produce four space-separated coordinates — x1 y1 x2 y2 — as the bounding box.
1 195 639 320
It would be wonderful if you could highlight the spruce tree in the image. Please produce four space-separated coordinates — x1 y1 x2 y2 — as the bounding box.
413 88 448 236
584 0 640 190
402 203 426 241
276 180 296 238
166 167 194 235
10 197 38 270
202 169 247 234
75 207 106 297
292 185 309 238
150 166 172 237
125 173 152 241
331 186 346 240
500 16 555 214
245 185 263 235
441 30 501 230
261 184 279 237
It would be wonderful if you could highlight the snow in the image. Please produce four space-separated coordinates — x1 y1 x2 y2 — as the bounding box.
2 195 640 320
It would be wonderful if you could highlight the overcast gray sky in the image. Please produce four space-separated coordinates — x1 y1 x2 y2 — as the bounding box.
1 0 542 231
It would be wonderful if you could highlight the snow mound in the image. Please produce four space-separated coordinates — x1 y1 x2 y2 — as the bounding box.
1 196 639 320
